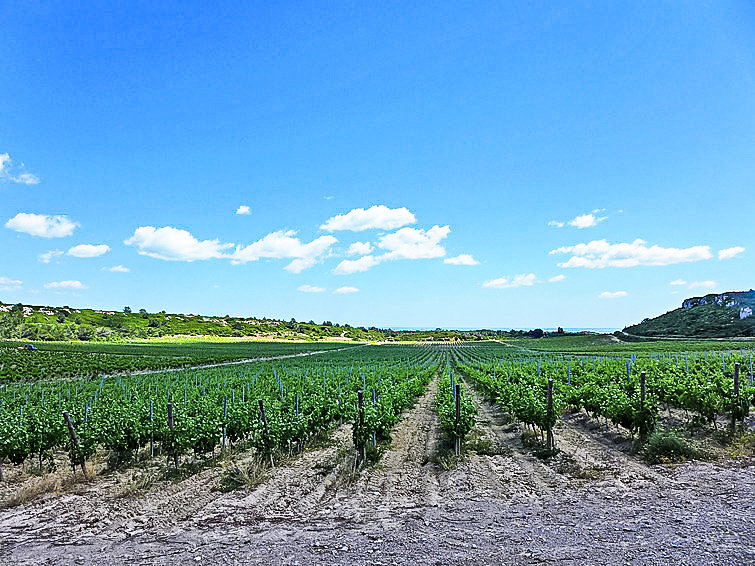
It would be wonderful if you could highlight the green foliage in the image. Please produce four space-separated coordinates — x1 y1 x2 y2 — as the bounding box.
643 429 699 464
435 367 476 444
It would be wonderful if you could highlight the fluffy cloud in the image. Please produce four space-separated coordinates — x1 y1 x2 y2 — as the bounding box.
599 290 627 299
669 279 687 286
298 284 325 293
6 213 79 238
549 210 607 229
236 205 251 215
44 280 87 290
444 254 479 266
104 265 130 273
67 244 110 258
333 255 381 274
320 205 416 232
550 239 712 268
548 274 566 282
482 273 537 289
125 225 337 273
334 286 359 294
38 250 64 264
688 280 717 289
125 226 234 261
0 276 22 291
0 153 39 185
378 225 450 260
347 241 373 256
568 213 606 229
231 231 337 272
718 246 745 260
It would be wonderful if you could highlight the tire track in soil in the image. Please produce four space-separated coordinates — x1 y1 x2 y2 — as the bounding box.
553 412 665 488
456 378 567 500
321 376 445 527
194 424 354 526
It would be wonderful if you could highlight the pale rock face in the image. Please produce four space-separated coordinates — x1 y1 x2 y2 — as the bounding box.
741 307 753 320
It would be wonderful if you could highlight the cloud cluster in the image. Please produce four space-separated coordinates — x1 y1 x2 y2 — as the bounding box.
236 205 251 215
548 274 566 282
321 205 415 232
550 239 712 268
599 290 627 299
119 206 471 276
38 250 64 264
6 213 79 238
44 280 87 290
718 246 744 260
688 280 716 290
0 153 39 185
444 254 479 266
549 210 607 229
483 273 537 289
104 265 130 273
0 276 22 291
334 225 450 274
298 284 325 293
68 244 110 258
125 226 234 261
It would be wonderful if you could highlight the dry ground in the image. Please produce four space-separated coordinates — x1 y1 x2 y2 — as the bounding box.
1 378 753 565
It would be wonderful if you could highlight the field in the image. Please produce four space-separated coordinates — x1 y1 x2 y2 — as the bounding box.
1 338 754 565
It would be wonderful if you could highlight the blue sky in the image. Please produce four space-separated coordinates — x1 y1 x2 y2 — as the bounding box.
1 2 753 329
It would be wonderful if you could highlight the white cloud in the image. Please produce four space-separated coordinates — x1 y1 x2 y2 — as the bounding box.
347 241 373 256
0 153 39 185
231 230 338 272
334 286 359 294
718 246 745 260
548 274 566 282
44 280 87 290
6 213 79 238
125 226 234 262
38 250 64 264
483 273 537 289
298 284 325 293
104 265 130 273
320 205 416 232
550 239 712 268
236 205 251 215
444 254 479 266
549 211 607 229
599 290 628 299
688 280 717 289
0 276 22 291
378 225 450 260
568 213 606 229
333 255 381 274
67 244 110 258
669 279 687 286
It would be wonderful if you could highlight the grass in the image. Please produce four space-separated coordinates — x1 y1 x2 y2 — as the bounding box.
643 428 703 464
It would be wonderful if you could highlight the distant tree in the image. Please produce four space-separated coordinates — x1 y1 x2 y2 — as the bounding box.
123 306 132 314
56 312 66 323
147 319 160 328
557 327 564 334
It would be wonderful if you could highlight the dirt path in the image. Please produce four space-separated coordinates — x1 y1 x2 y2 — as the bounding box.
1 374 754 565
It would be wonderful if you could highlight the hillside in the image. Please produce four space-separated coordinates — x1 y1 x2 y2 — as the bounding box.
0 301 535 343
624 290 755 338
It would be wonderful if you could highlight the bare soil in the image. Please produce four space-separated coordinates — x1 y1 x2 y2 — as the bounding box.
1 379 753 565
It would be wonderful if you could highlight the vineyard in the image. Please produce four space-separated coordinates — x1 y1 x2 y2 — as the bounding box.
1 340 754 565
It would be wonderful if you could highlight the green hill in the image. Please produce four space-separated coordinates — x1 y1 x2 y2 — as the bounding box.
624 290 755 338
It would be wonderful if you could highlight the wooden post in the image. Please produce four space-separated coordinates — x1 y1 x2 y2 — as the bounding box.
167 402 178 468
371 387 377 447
640 371 646 406
732 363 740 433
454 383 461 456
62 410 86 475
259 399 274 468
357 390 366 464
149 401 154 458
546 378 554 452
222 396 228 453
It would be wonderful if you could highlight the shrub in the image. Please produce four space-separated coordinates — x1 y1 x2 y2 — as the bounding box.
643 429 698 464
